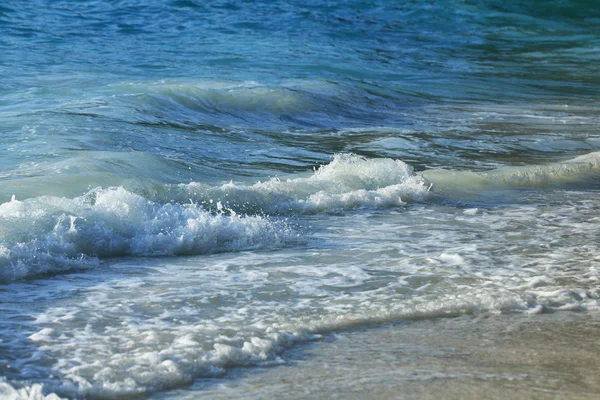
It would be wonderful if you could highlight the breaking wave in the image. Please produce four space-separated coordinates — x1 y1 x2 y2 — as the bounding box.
4 151 600 282
0 154 429 281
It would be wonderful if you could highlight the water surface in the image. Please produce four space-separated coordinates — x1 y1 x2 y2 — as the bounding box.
1 1 600 398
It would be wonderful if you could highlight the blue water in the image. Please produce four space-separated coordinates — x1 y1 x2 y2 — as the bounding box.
2 1 600 398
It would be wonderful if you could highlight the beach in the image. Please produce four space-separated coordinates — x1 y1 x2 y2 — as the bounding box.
172 312 600 400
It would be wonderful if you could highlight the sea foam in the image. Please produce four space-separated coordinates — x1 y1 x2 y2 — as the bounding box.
179 153 431 214
0 187 291 282
0 380 64 400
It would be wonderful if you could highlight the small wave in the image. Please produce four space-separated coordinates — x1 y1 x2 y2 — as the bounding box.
0 151 188 203
423 151 600 195
110 80 398 129
114 81 315 128
0 187 292 282
5 151 599 282
21 268 587 399
176 153 431 214
0 154 429 281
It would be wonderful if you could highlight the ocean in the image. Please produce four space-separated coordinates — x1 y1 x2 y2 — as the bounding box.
1 1 600 398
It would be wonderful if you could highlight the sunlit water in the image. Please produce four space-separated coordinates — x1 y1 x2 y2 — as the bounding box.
1 1 600 398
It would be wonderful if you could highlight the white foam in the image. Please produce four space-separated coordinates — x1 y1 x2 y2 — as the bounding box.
17 212 600 398
0 187 291 281
439 253 464 265
0 380 64 400
181 154 431 214
0 154 434 282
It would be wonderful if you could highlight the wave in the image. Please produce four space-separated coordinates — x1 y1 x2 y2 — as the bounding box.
423 151 600 195
121 81 307 126
3 151 600 282
109 80 403 129
0 187 292 282
4 151 600 397
172 151 600 213
0 154 428 281
172 153 431 214
0 151 189 203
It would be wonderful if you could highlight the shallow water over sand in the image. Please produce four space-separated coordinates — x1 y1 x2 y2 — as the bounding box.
168 313 600 400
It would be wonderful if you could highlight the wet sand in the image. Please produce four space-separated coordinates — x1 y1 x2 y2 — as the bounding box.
160 311 600 399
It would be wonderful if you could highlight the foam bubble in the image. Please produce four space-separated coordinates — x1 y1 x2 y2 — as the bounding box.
439 253 464 265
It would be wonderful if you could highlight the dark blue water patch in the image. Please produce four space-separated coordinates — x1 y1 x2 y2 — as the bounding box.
2 0 599 108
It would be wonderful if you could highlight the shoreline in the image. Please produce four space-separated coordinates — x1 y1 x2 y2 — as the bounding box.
157 311 600 399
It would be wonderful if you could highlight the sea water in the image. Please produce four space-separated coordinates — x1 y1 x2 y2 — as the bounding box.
1 1 600 398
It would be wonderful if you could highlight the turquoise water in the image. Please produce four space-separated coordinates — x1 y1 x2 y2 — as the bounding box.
1 1 600 398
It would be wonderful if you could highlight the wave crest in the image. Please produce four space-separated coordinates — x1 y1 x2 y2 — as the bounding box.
179 153 431 214
0 187 291 282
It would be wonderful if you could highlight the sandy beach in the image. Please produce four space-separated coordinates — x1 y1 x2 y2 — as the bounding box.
163 312 600 400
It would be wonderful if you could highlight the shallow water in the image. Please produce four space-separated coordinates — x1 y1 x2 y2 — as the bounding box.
1 1 600 398
165 312 600 400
